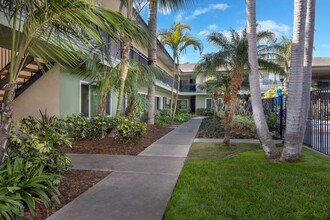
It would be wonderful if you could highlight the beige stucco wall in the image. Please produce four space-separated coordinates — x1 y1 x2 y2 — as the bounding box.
13 65 60 121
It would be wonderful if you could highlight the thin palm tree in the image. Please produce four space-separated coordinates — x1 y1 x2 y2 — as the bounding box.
281 0 315 161
281 0 307 161
146 0 194 124
158 22 202 120
0 0 149 162
246 0 280 159
196 30 283 146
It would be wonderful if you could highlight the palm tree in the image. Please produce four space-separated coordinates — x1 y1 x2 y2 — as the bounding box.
198 73 230 117
146 0 195 124
196 30 282 146
281 0 315 161
158 22 202 120
0 0 149 162
281 0 307 161
246 0 280 159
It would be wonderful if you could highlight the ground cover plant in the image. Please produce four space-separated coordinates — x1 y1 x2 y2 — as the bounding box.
165 143 330 219
196 117 257 139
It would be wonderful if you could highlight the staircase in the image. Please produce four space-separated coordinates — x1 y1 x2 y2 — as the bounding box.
0 47 46 102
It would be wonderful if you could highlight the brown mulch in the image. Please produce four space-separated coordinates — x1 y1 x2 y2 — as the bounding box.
64 125 173 155
23 170 110 220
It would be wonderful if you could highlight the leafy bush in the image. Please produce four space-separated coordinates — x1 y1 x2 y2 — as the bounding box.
267 112 279 132
64 114 91 140
89 116 113 139
232 115 256 132
9 111 72 174
155 110 171 127
0 158 61 219
173 112 190 122
113 117 147 142
196 108 214 116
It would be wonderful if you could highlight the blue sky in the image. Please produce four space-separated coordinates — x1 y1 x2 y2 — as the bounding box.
140 0 330 64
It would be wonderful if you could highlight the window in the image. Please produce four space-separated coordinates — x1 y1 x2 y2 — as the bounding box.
163 97 168 109
177 99 188 109
106 92 111 116
155 96 161 110
80 83 90 118
206 98 213 108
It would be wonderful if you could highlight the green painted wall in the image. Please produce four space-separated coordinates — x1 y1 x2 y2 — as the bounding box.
196 95 210 109
59 71 81 117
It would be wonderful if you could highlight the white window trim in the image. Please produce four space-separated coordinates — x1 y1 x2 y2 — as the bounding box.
205 98 213 108
155 95 162 110
79 80 91 119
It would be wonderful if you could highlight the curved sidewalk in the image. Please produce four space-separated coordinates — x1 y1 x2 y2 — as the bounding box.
47 118 202 220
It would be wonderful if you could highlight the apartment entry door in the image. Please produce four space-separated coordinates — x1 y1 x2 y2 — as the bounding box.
190 96 196 113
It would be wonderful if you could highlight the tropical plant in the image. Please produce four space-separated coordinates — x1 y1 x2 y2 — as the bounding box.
0 157 61 219
112 116 147 142
195 29 282 146
0 0 149 163
116 0 151 116
146 0 195 125
282 0 315 161
246 0 280 158
158 22 202 120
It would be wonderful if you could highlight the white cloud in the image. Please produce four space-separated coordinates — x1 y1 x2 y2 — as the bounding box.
186 3 229 20
208 24 218 31
257 20 290 37
198 30 211 38
321 44 330 49
175 12 183 22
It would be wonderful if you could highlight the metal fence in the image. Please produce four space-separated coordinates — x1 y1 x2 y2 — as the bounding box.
304 89 330 155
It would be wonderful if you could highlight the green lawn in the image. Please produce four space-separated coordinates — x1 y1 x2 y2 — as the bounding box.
165 143 330 220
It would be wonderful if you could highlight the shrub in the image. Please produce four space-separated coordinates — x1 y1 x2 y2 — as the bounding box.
155 110 171 127
0 158 61 219
89 116 113 139
114 117 147 142
232 115 256 132
196 108 214 116
64 114 91 140
9 111 72 174
173 112 190 122
267 112 279 132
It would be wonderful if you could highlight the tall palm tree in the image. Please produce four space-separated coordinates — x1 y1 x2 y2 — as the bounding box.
158 22 202 120
196 30 282 146
146 0 194 124
0 0 149 162
246 0 280 159
299 0 315 152
281 0 308 161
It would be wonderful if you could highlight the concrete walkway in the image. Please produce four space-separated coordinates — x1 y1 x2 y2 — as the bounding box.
47 118 202 220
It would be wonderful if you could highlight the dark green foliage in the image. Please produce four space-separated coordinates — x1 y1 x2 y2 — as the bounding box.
267 112 279 132
0 158 61 219
89 116 113 140
165 143 330 219
173 112 190 122
196 108 214 116
112 117 147 143
197 117 257 139
9 112 72 174
155 110 171 127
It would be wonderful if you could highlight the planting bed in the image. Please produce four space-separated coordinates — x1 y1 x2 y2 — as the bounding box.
64 125 173 155
23 170 110 220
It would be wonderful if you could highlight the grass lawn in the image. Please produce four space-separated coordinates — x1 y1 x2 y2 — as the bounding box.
165 143 330 220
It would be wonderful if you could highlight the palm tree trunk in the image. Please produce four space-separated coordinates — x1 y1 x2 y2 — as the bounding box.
125 97 136 117
172 69 180 120
299 0 315 152
223 71 243 146
213 92 218 118
147 0 157 125
97 92 107 116
0 83 16 162
246 0 280 159
116 0 132 116
281 0 307 161
170 54 176 119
